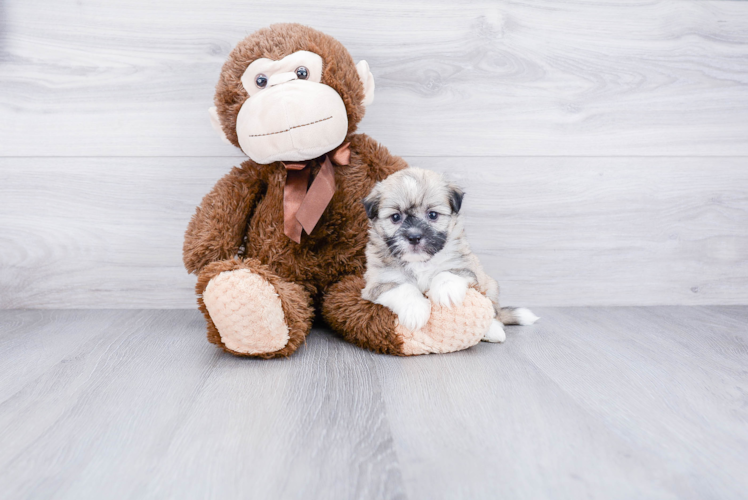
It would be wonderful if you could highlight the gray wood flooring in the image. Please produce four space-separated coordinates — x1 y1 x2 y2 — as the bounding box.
1 307 746 499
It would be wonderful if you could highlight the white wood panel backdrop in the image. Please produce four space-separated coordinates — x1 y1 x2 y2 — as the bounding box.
0 0 747 308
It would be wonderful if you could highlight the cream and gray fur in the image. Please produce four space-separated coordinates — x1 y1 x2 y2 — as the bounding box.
362 167 538 342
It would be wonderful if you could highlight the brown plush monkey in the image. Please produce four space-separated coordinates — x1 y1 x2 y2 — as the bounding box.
183 23 495 358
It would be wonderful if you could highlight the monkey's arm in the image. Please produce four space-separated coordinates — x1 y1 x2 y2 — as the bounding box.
322 275 407 355
349 133 409 182
183 163 266 274
324 274 495 356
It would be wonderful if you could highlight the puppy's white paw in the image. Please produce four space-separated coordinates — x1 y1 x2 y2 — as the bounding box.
482 320 506 343
427 272 469 308
395 295 432 331
375 284 431 331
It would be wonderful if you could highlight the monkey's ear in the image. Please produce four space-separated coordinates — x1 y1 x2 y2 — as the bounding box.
448 186 464 214
356 60 375 106
362 193 380 219
208 106 232 145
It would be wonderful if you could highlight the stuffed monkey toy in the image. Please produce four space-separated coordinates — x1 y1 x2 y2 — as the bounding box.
183 23 495 358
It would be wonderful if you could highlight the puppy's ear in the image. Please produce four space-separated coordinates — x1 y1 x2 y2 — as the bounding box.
448 185 464 214
362 193 380 220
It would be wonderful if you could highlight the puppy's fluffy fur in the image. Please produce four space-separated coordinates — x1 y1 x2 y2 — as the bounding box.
361 167 538 342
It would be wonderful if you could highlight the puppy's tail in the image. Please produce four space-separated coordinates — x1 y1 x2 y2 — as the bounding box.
499 307 540 326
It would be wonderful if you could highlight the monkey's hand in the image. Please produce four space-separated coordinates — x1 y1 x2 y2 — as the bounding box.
427 272 468 308
374 283 431 331
183 164 266 275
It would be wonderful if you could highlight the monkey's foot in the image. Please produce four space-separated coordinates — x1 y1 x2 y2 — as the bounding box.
396 289 494 355
203 269 290 355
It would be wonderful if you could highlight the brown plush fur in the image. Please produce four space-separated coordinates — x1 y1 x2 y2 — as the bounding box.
185 132 407 292
195 258 314 359
184 23 476 357
185 130 407 356
214 23 366 148
322 275 406 355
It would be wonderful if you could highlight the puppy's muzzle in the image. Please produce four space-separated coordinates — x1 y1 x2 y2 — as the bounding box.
406 230 423 245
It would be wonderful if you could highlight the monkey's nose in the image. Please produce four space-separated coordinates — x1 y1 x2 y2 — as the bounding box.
268 72 298 87
407 234 422 245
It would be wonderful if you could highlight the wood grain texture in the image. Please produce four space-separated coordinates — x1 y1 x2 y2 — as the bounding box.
0 0 747 156
0 157 220 308
373 305 748 499
1 0 747 308
1 156 746 308
1 307 746 499
0 310 405 500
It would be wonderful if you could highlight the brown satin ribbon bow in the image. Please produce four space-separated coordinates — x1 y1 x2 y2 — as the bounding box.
282 142 350 244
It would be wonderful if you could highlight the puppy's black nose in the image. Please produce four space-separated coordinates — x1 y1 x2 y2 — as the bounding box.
407 233 422 245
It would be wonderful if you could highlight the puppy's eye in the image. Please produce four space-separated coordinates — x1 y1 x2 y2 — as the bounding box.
255 74 268 89
428 211 439 221
295 66 309 80
390 213 402 223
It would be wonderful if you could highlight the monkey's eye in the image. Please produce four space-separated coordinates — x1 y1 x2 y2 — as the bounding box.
255 74 268 89
428 211 439 221
295 66 309 80
390 213 402 223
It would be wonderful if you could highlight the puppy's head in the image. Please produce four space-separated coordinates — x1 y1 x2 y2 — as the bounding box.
363 168 464 263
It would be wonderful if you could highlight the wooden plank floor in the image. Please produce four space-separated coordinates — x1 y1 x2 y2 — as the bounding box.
1 307 746 499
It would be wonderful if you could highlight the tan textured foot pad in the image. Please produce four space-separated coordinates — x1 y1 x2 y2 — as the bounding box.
396 289 494 355
203 269 289 355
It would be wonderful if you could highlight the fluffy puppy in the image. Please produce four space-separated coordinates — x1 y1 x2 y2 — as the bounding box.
361 167 538 342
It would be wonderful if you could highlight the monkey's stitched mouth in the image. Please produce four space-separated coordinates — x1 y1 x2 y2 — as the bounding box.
247 116 333 138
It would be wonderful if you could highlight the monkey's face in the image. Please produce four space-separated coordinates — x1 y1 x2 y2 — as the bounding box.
236 51 349 163
210 25 375 164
